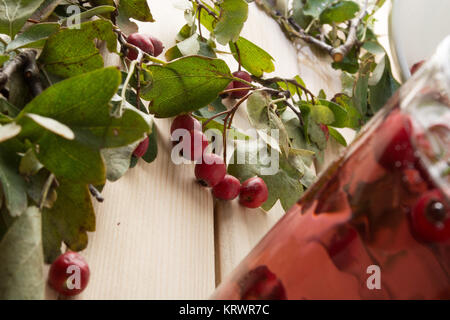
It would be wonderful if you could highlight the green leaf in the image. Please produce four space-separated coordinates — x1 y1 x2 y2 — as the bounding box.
35 132 106 184
246 91 270 129
25 113 74 140
0 206 45 299
328 126 347 146
308 120 327 150
332 93 361 128
303 0 334 18
319 1 359 24
142 121 158 163
0 122 21 143
0 151 27 217
39 20 117 78
42 180 95 263
229 37 275 77
118 0 154 22
214 0 249 45
352 57 372 116
6 23 59 51
101 143 137 182
310 104 335 125
228 141 304 211
18 67 149 183
318 99 348 127
141 56 232 118
369 55 399 113
19 149 43 176
60 5 116 24
292 0 313 29
0 0 46 38
20 67 149 149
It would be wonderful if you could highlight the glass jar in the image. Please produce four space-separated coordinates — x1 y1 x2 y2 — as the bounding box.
211 36 450 300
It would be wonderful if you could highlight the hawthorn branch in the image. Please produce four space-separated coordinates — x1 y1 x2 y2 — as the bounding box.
194 0 218 19
0 50 44 98
253 76 316 103
255 0 368 62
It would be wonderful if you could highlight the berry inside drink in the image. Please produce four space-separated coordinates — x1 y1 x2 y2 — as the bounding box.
212 39 450 300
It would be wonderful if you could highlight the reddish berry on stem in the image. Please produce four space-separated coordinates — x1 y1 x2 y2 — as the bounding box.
176 129 209 161
148 36 164 57
170 114 201 135
133 136 149 158
374 110 416 170
195 153 226 187
48 251 90 296
239 265 287 300
229 71 252 99
239 177 268 208
411 189 450 243
126 33 154 60
212 174 241 200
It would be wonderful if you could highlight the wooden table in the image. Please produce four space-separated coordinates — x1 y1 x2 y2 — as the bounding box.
45 1 394 300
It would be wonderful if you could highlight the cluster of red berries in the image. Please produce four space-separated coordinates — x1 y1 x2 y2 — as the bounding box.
170 113 268 208
126 33 164 60
374 110 449 243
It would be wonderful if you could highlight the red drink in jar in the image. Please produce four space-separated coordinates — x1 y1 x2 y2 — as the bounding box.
211 38 450 300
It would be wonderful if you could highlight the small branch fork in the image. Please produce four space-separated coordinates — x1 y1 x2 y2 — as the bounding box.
255 0 369 62
0 50 43 97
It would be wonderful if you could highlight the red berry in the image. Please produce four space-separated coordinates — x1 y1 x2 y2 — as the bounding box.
212 174 241 200
126 33 154 60
230 71 252 99
194 153 226 187
48 251 90 296
374 110 416 170
411 189 450 243
133 136 149 158
176 129 209 161
319 123 329 141
239 177 268 208
148 36 164 57
170 114 201 135
239 265 286 300
410 60 425 75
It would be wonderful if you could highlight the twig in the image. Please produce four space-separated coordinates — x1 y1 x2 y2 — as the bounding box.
89 185 104 203
136 62 141 109
255 0 368 62
0 50 44 98
194 0 218 19
40 173 55 210
253 76 316 103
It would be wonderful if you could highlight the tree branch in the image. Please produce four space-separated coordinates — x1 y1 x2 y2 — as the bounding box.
255 0 369 62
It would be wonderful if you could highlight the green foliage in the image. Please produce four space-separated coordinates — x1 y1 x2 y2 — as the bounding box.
140 56 232 117
229 37 275 77
42 180 95 263
0 206 45 299
6 23 60 51
319 1 359 24
0 0 46 38
39 20 117 78
214 0 249 45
